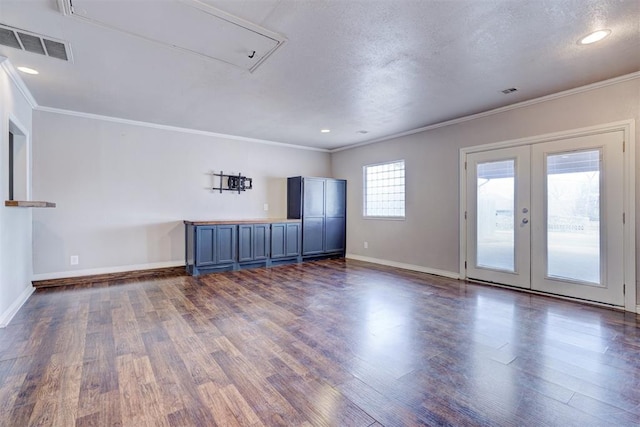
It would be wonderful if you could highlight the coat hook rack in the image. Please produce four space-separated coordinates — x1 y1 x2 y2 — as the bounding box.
212 171 253 194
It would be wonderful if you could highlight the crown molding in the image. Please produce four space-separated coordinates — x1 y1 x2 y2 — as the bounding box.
9 48 637 155
0 56 39 109
331 71 640 153
34 106 330 152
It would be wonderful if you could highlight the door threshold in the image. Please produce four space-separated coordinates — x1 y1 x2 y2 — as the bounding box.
465 278 624 312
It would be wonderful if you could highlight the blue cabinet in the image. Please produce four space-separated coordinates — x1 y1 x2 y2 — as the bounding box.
186 223 237 276
287 176 346 259
185 220 301 276
271 222 301 262
238 223 271 266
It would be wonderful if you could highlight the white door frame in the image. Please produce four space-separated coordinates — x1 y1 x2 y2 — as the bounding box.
459 120 636 312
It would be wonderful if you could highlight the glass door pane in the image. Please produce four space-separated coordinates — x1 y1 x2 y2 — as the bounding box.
546 150 601 285
467 146 530 289
476 160 515 272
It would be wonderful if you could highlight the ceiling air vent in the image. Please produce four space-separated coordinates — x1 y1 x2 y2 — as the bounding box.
501 87 518 94
0 23 72 61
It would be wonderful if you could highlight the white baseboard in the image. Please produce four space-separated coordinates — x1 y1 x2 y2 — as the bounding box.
0 285 35 328
32 260 184 282
637 305 640 314
346 254 460 279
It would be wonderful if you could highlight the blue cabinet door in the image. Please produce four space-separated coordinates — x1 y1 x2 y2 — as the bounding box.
271 223 286 258
195 226 216 266
216 225 236 264
286 223 301 257
254 224 270 260
326 179 346 217
303 178 325 217
303 217 324 255
325 217 346 253
238 225 254 262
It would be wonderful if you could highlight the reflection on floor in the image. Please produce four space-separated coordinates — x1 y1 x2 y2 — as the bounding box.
1 258 639 426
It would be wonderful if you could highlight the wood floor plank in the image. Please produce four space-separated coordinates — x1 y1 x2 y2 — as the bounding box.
336 376 429 427
269 367 375 427
1 258 640 426
219 384 265 427
212 349 310 425
198 382 242 427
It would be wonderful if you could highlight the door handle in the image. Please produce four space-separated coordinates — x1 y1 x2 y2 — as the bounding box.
522 218 529 224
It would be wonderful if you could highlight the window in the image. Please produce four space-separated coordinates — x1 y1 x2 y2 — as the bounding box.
363 160 405 218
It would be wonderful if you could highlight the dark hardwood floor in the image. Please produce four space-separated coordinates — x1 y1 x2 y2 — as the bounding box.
1 259 639 426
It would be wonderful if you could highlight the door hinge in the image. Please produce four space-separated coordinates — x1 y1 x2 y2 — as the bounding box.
623 283 626 295
623 140 625 152
623 213 625 224
464 211 467 220
464 261 467 269
464 161 467 170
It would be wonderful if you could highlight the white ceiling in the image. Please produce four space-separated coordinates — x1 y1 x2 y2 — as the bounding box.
1 0 639 150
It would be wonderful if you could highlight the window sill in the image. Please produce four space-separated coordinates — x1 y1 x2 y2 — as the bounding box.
363 216 406 221
5 200 56 208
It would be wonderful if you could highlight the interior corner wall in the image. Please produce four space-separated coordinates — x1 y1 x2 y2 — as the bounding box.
0 64 34 326
331 76 640 296
31 111 331 278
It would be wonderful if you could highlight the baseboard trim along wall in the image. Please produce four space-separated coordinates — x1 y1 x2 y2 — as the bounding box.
346 254 460 280
32 264 186 288
0 285 35 328
32 260 184 281
32 261 185 287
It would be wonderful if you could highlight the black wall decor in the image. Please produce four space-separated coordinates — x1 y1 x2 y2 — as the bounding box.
212 171 253 193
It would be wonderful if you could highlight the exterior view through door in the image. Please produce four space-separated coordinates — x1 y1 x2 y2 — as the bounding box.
464 129 629 307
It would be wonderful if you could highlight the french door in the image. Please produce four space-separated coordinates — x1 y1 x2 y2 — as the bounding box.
465 131 625 306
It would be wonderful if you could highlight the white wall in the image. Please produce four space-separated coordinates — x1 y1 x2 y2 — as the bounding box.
332 76 640 297
31 111 331 278
0 60 35 326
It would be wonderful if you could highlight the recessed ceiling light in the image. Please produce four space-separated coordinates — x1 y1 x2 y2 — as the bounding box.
578 29 611 45
320 129 331 133
17 66 39 75
357 130 369 134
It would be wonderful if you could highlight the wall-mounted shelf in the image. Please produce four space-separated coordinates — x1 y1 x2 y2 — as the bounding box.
5 200 56 208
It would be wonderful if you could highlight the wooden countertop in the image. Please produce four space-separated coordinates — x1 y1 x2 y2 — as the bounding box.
184 218 300 226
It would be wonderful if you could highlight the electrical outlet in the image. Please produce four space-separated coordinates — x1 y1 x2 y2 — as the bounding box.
364 241 368 249
70 255 79 265
263 203 269 211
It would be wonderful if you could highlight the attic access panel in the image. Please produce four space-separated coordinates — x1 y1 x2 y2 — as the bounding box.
65 0 285 72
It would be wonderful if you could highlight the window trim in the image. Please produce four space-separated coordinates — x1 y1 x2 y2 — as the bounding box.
362 159 406 219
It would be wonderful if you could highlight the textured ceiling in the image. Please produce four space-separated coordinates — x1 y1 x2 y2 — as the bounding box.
0 0 639 150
